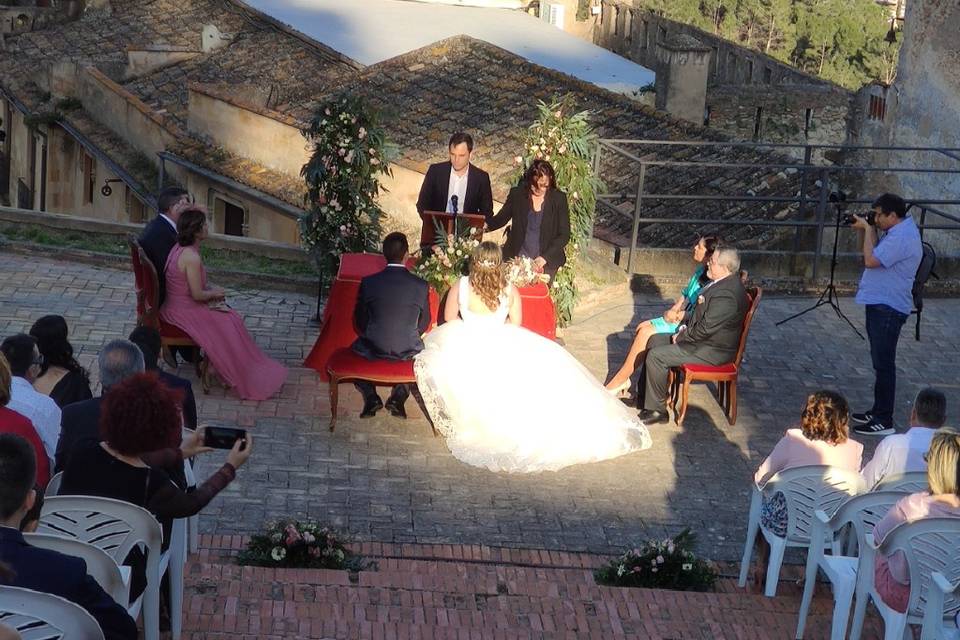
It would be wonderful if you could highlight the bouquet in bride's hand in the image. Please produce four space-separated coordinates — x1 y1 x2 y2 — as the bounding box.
505 256 550 288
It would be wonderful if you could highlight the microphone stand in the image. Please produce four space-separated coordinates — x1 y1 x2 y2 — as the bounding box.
776 204 864 339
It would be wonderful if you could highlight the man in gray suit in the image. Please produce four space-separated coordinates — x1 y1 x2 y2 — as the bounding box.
637 246 749 424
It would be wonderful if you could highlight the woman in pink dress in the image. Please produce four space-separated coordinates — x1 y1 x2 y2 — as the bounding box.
160 207 287 401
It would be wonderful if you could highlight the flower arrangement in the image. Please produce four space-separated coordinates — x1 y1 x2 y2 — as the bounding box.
237 519 373 572
593 528 717 591
513 95 602 327
299 95 397 283
414 226 482 294
505 256 550 288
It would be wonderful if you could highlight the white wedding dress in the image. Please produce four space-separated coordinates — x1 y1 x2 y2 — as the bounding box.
414 276 652 473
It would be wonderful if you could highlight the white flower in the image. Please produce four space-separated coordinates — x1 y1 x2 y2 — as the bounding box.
656 555 664 564
370 158 380 165
270 547 286 561
682 563 692 571
345 150 354 163
651 567 658 573
554 110 562 118
358 127 367 139
456 250 462 256
514 155 523 165
558 145 566 154
545 155 551 161
324 108 331 116
571 191 579 200
616 564 626 577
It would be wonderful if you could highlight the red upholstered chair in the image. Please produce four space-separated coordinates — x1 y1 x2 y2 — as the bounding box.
667 286 762 427
127 236 212 392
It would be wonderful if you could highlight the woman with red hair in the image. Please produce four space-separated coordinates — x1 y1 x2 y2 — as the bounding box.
61 373 252 597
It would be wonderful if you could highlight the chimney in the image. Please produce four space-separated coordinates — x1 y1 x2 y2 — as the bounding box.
654 34 711 124
201 25 232 53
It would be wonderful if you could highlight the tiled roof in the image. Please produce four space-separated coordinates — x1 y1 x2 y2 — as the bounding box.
304 36 805 248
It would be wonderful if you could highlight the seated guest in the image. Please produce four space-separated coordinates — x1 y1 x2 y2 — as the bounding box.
0 335 60 462
754 391 864 537
485 159 570 282
55 339 144 473
0 434 138 639
128 326 197 431
872 428 960 613
28 315 92 408
0 354 49 488
60 374 251 598
0 624 19 640
636 246 749 424
605 235 720 394
140 186 191 307
159 207 287 401
352 232 431 419
861 387 948 489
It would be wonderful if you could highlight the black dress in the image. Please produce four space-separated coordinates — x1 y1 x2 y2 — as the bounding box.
48 370 93 408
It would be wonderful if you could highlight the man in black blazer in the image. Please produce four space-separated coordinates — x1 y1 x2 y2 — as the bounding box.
352 232 431 419
416 132 494 219
0 434 138 640
128 326 198 431
139 186 191 305
54 339 145 473
637 246 750 424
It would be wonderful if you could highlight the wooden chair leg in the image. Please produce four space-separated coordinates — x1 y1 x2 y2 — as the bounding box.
677 377 692 426
727 380 738 425
199 356 211 395
717 379 726 407
329 375 340 432
667 370 677 412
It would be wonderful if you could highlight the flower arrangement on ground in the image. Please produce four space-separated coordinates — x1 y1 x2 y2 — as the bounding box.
299 95 397 284
414 227 482 294
237 519 373 572
593 528 717 591
513 95 602 326
505 256 550 288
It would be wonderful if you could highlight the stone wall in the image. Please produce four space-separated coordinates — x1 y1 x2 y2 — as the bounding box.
594 0 855 155
853 0 960 253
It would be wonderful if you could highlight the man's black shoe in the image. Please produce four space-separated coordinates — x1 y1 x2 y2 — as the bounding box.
385 399 407 419
638 409 669 425
360 397 383 418
851 411 874 425
853 419 895 436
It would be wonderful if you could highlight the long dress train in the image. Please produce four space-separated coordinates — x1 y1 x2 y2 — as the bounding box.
414 277 651 473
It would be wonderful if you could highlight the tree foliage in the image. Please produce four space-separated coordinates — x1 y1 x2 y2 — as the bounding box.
642 0 899 89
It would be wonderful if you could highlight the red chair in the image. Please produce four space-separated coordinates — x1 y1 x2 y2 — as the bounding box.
127 236 212 393
667 286 762 427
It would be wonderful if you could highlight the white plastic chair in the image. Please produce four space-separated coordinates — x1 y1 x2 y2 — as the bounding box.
850 517 960 640
0 585 105 640
795 491 903 639
23 532 129 608
921 572 960 640
36 495 183 640
739 465 863 597
182 428 200 555
874 471 930 494
44 471 63 497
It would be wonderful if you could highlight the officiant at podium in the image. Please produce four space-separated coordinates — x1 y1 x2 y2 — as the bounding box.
416 132 494 219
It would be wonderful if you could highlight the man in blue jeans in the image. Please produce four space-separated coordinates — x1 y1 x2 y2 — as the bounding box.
850 193 922 436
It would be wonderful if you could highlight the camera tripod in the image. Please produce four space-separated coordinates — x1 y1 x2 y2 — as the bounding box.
776 206 864 339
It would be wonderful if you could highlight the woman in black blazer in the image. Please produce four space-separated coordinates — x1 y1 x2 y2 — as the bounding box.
486 160 571 281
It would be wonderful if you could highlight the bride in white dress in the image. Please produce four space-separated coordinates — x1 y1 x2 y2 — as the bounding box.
414 241 652 473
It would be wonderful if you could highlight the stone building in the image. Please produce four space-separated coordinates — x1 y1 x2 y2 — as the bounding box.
1 0 812 254
594 0 855 155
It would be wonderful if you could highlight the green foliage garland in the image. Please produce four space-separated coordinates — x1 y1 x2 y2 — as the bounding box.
299 96 397 283
594 528 717 591
513 95 602 327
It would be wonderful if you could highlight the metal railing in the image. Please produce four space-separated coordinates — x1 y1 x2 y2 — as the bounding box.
592 139 960 276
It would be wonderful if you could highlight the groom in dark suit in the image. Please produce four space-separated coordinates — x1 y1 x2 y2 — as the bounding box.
637 246 749 424
352 232 431 419
139 186 191 304
416 132 494 218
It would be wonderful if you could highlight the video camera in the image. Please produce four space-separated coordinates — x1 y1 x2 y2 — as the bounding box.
830 190 877 226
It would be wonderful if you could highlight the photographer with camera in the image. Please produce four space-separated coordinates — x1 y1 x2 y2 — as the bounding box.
849 193 922 436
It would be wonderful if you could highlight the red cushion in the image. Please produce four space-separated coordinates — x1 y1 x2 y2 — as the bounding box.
682 362 737 375
159 320 192 341
327 348 416 382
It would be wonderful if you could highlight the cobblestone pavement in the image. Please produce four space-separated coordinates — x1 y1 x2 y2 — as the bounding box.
3 251 959 561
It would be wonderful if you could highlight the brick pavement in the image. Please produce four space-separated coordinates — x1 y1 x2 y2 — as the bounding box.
3 252 960 564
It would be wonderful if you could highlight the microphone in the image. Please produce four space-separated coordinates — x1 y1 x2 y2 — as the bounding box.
451 195 459 215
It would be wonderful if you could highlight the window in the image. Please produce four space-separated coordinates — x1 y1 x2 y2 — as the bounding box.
804 108 814 138
639 19 648 48
703 105 712 127
657 25 667 43
868 94 887 121
126 186 147 223
727 53 738 81
753 106 763 139
613 6 620 35
763 67 773 84
746 59 754 82
82 152 95 204
212 194 247 237
625 10 633 41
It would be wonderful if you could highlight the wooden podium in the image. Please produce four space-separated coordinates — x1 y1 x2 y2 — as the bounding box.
419 210 486 248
